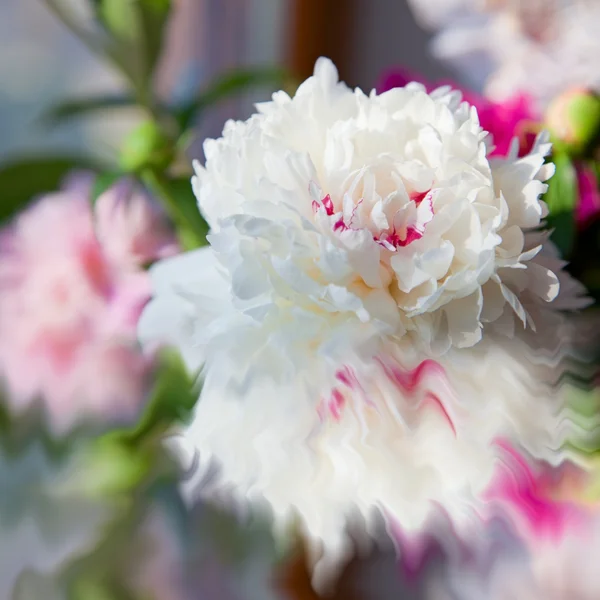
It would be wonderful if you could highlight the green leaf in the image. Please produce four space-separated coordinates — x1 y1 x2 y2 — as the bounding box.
98 0 139 40
40 95 138 127
96 0 172 86
136 0 172 78
165 176 210 247
545 151 578 258
0 156 97 224
176 66 290 131
121 348 200 444
81 436 151 496
141 171 209 250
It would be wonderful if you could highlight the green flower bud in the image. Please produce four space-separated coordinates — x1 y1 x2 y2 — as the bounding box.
545 88 600 156
79 436 150 496
119 120 175 173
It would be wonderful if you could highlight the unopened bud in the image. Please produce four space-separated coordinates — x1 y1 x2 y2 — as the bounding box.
119 120 175 173
545 88 600 156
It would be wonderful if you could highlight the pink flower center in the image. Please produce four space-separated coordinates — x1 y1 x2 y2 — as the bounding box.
312 189 435 250
375 190 435 250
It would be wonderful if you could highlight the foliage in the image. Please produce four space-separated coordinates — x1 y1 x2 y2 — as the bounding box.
0 4 292 595
544 149 578 258
1 0 291 249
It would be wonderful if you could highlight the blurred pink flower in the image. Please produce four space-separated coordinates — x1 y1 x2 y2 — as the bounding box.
95 179 180 271
378 67 539 158
0 175 179 433
576 164 600 227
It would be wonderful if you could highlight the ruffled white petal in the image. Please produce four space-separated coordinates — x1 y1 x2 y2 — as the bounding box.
138 57 589 588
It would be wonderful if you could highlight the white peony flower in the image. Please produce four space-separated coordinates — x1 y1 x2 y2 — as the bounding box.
170 335 571 587
138 58 587 589
142 57 583 377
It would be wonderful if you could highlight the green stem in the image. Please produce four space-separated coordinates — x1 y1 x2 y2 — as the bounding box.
43 0 135 84
141 169 202 251
132 82 163 123
43 1 191 247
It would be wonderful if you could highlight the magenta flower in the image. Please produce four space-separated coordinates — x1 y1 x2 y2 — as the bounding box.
576 165 600 227
378 67 539 158
0 175 179 433
475 94 539 157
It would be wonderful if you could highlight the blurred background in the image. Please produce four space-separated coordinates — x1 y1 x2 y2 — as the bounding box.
0 0 451 163
2 2 600 599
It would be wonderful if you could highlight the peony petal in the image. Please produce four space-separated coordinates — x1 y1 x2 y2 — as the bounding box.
443 288 483 348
